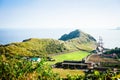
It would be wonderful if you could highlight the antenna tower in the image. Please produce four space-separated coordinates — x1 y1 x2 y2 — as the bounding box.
98 36 103 47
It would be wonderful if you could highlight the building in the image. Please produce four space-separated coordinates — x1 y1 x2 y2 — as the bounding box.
55 60 94 69
61 61 88 69
29 57 41 62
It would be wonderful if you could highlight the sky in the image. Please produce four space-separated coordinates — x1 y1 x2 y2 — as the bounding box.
0 0 120 29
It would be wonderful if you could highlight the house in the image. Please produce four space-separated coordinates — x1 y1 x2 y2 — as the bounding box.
55 60 88 69
62 62 88 69
29 57 41 62
101 53 117 58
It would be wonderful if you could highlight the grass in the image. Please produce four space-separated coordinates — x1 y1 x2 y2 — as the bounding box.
52 68 84 78
46 51 89 78
46 51 89 65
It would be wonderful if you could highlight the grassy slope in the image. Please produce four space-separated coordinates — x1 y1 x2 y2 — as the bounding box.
62 37 96 52
47 51 89 65
1 38 66 56
52 68 84 78
0 38 95 56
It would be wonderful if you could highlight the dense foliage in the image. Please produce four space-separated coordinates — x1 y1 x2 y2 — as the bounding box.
46 41 66 54
0 53 120 80
104 47 120 58
0 54 60 80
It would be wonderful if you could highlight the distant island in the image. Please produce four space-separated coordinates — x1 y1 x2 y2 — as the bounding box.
115 27 120 30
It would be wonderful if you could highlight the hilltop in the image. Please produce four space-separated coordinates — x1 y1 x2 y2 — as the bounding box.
59 29 96 51
0 29 96 56
59 29 96 41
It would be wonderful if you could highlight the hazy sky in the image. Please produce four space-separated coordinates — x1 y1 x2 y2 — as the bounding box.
0 0 120 29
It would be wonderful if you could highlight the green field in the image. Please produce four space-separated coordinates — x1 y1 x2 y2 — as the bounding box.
47 51 89 65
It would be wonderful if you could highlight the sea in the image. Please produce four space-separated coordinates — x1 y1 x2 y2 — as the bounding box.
0 28 120 49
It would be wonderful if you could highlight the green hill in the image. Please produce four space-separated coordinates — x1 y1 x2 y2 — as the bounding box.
0 29 96 56
0 38 66 56
59 29 96 51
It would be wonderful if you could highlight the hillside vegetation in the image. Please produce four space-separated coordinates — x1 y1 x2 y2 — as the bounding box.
0 39 66 57
1 53 119 80
0 29 96 56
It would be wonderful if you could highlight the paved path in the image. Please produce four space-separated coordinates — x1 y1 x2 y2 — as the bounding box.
85 53 96 63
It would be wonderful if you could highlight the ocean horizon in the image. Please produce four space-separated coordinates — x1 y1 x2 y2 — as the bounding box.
0 28 120 49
